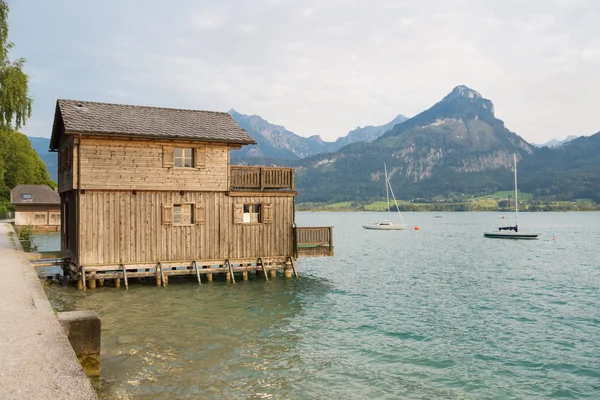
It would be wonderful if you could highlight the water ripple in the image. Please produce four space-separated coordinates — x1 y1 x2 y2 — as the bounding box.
44 212 600 399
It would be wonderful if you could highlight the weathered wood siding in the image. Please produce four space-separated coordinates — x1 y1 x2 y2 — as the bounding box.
58 136 75 194
77 137 229 191
60 191 78 262
77 191 294 265
14 205 60 227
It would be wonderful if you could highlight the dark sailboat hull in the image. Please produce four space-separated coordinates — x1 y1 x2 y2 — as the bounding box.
483 232 540 240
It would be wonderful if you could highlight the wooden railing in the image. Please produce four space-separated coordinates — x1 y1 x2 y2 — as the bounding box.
230 166 294 191
295 226 334 257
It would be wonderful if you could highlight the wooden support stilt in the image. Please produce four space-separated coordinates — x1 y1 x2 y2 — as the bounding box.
115 277 121 288
155 262 161 286
159 262 166 287
204 266 213 282
242 269 248 281
226 259 235 283
270 269 277 279
193 261 201 285
98 278 105 287
257 257 269 281
89 277 97 289
81 266 87 292
287 256 299 279
121 264 129 290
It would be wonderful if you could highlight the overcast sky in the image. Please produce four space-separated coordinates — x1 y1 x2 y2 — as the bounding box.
8 0 600 143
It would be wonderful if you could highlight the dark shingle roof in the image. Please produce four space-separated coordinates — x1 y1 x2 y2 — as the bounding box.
10 185 60 205
54 99 256 145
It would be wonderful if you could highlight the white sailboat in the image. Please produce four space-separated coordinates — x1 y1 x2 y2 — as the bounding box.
484 154 540 239
363 164 407 230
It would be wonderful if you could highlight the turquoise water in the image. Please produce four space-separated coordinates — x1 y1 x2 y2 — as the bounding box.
44 212 600 399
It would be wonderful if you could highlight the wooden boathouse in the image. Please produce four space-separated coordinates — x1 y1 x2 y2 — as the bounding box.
49 100 333 289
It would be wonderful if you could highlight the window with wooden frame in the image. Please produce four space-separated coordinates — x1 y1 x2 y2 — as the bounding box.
162 203 205 225
174 148 194 168
163 146 206 169
233 203 272 224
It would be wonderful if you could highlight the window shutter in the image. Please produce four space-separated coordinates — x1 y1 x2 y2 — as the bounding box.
195 147 206 169
163 146 174 168
262 203 273 224
162 204 173 224
195 204 205 225
233 203 243 224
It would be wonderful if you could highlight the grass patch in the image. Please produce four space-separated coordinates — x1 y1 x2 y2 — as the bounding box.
324 201 353 209
472 190 533 201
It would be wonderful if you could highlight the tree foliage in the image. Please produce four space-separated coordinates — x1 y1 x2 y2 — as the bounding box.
0 1 53 217
0 0 32 129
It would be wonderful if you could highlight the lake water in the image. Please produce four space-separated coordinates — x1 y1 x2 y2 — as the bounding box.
42 212 600 399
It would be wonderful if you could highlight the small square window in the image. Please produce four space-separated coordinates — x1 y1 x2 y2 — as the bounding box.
173 204 193 224
243 204 261 223
174 148 194 168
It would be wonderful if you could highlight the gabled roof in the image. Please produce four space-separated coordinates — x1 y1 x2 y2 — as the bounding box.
50 99 256 150
10 185 60 205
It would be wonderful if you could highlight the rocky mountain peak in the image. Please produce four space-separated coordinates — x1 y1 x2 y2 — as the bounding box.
442 85 483 101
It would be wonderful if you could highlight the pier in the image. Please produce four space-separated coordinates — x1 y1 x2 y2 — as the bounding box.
0 222 96 399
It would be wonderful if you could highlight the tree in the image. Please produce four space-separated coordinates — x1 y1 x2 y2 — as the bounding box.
0 0 32 129
0 1 53 213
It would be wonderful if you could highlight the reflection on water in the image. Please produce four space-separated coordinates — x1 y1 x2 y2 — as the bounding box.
44 212 600 399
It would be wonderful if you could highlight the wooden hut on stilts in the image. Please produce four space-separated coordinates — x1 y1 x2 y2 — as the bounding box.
49 100 333 290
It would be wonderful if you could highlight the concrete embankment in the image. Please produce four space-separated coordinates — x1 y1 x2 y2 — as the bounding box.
0 222 97 400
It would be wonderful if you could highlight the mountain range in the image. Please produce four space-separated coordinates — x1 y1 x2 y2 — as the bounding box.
26 86 600 204
28 137 57 182
532 136 580 148
229 109 407 160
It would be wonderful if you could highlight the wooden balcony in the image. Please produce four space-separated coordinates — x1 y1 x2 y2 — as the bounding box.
230 166 294 191
295 227 334 258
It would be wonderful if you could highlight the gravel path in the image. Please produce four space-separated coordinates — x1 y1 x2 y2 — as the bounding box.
0 222 97 399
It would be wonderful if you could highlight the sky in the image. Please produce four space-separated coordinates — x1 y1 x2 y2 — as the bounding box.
8 0 600 144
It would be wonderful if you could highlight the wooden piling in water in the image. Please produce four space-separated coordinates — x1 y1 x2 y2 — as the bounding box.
64 256 297 289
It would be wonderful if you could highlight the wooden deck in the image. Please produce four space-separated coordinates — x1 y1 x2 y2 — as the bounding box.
38 227 333 289
62 256 300 290
230 166 294 191
296 227 334 257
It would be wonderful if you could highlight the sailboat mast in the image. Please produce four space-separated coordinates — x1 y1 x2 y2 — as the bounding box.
514 153 519 227
384 163 392 222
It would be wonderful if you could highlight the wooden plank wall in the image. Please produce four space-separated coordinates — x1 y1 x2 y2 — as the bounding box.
78 137 229 191
78 191 294 265
58 136 75 194
60 191 78 263
14 207 60 227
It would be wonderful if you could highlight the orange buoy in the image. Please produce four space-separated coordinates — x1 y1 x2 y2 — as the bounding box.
414 226 420 231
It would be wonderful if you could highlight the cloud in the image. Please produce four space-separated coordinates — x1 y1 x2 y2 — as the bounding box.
10 0 600 142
